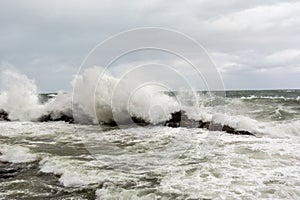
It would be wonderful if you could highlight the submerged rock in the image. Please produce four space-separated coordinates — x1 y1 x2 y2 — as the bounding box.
164 110 256 136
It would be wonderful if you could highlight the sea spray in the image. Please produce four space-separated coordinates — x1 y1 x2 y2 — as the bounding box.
72 67 118 124
0 69 44 121
1 68 299 137
0 69 73 122
72 66 181 124
0 68 182 124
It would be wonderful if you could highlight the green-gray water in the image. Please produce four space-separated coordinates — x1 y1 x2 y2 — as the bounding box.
1 90 300 199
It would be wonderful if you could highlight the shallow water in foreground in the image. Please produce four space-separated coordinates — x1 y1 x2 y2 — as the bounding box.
1 121 300 199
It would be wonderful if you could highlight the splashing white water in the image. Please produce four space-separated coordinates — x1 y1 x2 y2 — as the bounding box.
0 67 182 124
0 144 37 163
72 66 181 124
1 67 299 139
0 69 44 120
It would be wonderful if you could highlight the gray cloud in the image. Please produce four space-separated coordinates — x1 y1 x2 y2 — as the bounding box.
0 0 299 91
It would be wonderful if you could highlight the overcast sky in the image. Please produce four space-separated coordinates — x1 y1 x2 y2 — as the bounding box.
1 0 300 92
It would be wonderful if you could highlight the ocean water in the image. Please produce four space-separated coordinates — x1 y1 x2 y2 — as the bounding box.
0 70 300 199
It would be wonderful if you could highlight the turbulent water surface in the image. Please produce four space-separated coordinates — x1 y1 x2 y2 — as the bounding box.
0 89 299 199
0 70 300 199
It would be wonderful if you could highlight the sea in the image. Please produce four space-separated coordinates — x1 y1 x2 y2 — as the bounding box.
0 69 300 199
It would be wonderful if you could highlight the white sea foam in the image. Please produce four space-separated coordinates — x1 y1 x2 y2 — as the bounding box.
39 157 103 187
0 68 299 139
43 92 73 119
1 121 299 199
1 67 300 199
96 188 157 200
0 68 181 124
0 145 37 163
241 95 300 100
72 66 181 124
212 113 260 132
0 70 44 121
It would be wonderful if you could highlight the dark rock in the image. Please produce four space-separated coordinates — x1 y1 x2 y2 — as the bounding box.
0 109 10 121
199 120 210 129
131 116 148 126
164 110 256 136
180 112 200 128
165 110 208 129
233 130 255 136
38 112 74 123
164 111 182 127
103 120 118 126
54 114 74 123
103 116 149 127
222 124 255 136
222 125 235 133
38 114 52 122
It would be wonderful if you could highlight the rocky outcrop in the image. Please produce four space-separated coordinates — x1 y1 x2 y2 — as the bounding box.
0 108 255 136
0 110 74 123
221 124 255 136
0 109 10 121
164 110 256 136
102 116 148 126
38 112 74 123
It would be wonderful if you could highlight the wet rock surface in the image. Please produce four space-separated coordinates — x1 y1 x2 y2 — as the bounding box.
164 110 256 136
38 112 74 123
1 109 255 136
0 110 10 121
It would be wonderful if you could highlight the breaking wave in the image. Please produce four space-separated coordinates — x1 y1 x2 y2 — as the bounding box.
0 68 182 124
0 68 299 137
